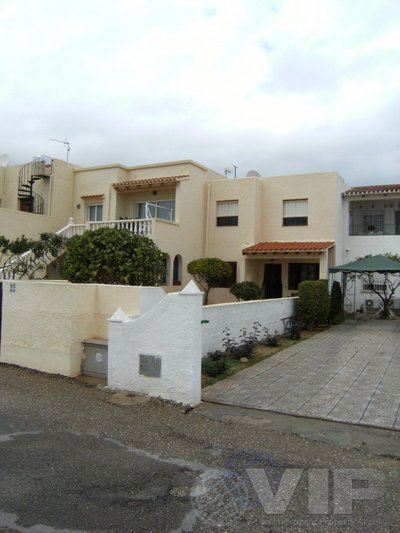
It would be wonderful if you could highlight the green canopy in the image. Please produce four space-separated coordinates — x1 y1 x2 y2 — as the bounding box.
329 255 400 274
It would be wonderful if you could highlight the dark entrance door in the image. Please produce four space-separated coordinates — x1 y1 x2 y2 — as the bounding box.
263 264 282 299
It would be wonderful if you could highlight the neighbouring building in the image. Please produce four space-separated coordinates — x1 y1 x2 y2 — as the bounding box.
1 155 398 305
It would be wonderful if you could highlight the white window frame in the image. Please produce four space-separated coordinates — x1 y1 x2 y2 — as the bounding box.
86 203 103 222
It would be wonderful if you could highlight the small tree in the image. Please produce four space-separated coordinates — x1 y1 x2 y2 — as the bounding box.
187 257 232 304
329 280 343 323
0 233 66 279
360 272 400 319
230 281 262 301
63 227 165 285
298 280 329 329
355 253 400 319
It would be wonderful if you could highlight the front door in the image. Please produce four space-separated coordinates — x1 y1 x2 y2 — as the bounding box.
264 264 282 299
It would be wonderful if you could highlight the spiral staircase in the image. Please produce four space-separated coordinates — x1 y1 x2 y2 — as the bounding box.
18 156 52 214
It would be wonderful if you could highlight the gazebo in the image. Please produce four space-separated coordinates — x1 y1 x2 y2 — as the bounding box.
329 255 400 317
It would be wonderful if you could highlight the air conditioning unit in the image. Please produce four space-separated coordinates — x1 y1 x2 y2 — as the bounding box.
365 299 377 314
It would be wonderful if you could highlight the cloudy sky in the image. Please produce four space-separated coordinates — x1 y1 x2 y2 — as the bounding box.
1 0 399 185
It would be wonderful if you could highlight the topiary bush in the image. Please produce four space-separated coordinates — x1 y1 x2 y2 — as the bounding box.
230 281 262 301
329 280 344 323
297 280 329 329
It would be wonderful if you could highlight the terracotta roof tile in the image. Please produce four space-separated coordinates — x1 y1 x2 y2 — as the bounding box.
242 241 335 254
112 175 189 191
343 184 400 196
81 194 105 200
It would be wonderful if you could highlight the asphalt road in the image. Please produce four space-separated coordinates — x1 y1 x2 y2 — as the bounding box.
0 365 399 532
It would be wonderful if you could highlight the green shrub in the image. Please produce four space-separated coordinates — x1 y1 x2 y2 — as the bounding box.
298 280 329 329
230 281 262 301
63 227 165 285
202 351 227 377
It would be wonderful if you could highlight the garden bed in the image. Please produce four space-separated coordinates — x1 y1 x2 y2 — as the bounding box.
201 329 318 388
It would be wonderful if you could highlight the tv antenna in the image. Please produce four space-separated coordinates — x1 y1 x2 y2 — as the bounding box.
50 138 71 162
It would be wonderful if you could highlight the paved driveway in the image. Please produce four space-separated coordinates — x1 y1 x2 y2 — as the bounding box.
202 320 400 430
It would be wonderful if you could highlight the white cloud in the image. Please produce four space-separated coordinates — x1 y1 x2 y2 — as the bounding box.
0 0 399 185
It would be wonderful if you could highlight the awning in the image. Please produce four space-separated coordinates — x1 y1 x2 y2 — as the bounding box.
112 175 189 192
329 255 400 274
242 241 335 255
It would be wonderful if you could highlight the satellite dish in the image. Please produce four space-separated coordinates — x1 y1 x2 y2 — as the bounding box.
0 153 10 167
246 170 261 177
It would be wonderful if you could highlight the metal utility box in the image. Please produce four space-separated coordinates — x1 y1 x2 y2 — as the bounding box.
82 339 108 378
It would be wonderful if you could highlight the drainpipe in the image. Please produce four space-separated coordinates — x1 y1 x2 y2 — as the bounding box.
204 183 211 257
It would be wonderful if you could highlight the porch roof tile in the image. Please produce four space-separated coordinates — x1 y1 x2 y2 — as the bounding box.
112 175 189 191
80 193 105 200
343 184 400 196
242 241 335 254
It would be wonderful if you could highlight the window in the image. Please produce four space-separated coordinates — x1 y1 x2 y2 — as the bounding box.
87 204 103 222
364 214 383 233
136 200 175 221
216 200 238 226
218 262 237 288
362 282 386 292
288 263 319 290
173 255 182 286
283 199 308 226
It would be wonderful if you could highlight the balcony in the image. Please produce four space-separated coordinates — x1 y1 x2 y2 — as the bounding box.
349 224 400 236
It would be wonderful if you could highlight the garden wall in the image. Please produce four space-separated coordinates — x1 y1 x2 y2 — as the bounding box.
0 281 164 376
201 297 297 355
108 281 202 406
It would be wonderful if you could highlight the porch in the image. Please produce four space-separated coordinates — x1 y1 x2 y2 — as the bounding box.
242 241 335 298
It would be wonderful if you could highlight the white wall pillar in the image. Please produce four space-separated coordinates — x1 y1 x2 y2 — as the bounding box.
108 281 203 406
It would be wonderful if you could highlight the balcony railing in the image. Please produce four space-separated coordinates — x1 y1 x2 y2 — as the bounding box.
349 224 400 236
88 219 152 235
58 218 153 238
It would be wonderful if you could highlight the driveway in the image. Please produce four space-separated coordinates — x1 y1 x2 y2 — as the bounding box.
202 320 400 430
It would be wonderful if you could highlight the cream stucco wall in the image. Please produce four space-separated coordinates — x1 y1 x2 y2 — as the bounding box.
205 177 262 288
260 172 343 245
0 281 165 377
0 208 61 239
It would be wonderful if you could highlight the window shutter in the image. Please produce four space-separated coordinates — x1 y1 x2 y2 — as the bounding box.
283 200 308 218
217 201 238 217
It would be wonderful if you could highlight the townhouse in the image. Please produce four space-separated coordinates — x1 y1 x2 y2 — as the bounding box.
1 155 397 305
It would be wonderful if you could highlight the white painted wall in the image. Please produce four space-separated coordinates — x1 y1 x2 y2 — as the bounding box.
108 281 203 406
201 297 297 354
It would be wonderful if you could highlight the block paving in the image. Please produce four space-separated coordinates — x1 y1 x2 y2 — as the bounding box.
202 320 400 430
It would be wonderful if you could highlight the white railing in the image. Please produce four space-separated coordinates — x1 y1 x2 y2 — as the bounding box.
0 218 153 279
56 218 86 238
87 219 152 235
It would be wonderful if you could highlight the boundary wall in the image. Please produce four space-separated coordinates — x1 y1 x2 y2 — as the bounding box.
0 281 164 376
0 281 296 405
202 297 297 354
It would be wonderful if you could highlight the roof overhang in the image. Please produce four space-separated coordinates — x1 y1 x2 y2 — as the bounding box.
343 184 400 197
112 175 189 192
242 241 335 255
80 194 105 200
